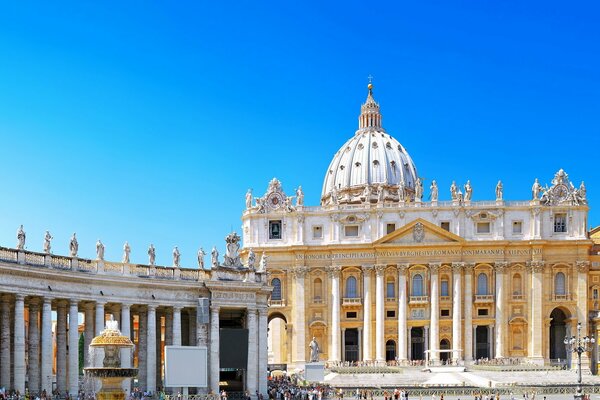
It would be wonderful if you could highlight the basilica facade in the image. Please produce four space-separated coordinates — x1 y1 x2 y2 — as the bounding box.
243 84 600 372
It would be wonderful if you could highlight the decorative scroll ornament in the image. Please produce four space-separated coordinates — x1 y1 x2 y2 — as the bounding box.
540 169 587 206
254 178 295 214
223 232 243 268
413 222 425 243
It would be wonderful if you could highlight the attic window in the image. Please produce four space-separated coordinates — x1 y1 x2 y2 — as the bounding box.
390 161 396 169
329 170 333 174
372 142 378 149
386 142 392 149
358 143 364 150
373 160 380 166
340 165 345 170
346 146 351 152
397 145 402 151
355 162 361 167
480 213 488 219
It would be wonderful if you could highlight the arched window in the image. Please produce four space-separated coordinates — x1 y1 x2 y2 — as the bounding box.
386 278 395 298
555 272 566 295
440 278 449 297
346 276 357 298
313 278 323 302
477 273 488 295
512 273 522 295
271 278 282 300
412 274 423 296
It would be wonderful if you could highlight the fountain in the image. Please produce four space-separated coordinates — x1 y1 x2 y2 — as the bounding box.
85 319 138 400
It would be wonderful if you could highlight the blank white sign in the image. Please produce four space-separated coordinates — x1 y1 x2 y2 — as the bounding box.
164 346 208 387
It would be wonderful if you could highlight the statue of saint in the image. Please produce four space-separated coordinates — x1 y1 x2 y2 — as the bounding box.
363 185 372 203
148 244 156 265
247 248 256 269
456 189 464 203
69 233 79 257
245 189 253 209
415 178 423 201
43 231 53 254
578 181 587 201
450 181 458 200
211 246 219 268
495 180 503 201
296 186 304 206
197 248 206 269
173 246 180 267
377 184 385 204
122 242 131 264
96 240 105 260
531 178 542 200
398 180 405 201
464 180 473 201
16 225 26 250
257 252 267 272
430 180 438 202
309 337 320 362
330 186 339 205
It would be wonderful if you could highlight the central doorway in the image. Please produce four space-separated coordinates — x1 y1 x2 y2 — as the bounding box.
344 328 359 362
411 327 425 360
549 308 567 361
440 339 450 363
475 326 490 359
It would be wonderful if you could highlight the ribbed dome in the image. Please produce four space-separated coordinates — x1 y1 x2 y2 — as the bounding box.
321 86 419 205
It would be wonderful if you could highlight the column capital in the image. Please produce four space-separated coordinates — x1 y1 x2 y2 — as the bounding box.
83 301 95 310
527 260 545 272
292 266 309 279
429 262 441 273
69 298 78 307
210 305 220 313
43 297 53 305
451 262 464 272
494 261 508 271
397 263 409 274
120 302 132 310
29 298 41 309
56 299 68 308
173 305 183 312
95 300 106 306
464 262 475 273
327 265 342 278
576 260 590 273
15 293 25 302
374 264 386 276
361 264 375 273
147 304 157 311
258 308 268 317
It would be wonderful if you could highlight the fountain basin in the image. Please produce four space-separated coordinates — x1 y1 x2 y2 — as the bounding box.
85 368 138 400
84 367 138 378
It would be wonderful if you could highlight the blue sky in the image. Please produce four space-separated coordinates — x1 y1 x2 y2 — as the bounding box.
0 2 598 267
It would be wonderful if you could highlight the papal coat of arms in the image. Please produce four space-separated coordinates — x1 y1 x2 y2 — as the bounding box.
413 222 425 243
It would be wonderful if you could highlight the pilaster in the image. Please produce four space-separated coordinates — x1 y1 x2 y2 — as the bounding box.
41 297 53 393
463 263 474 362
527 260 545 364
292 266 309 365
494 261 508 358
451 262 463 363
328 265 342 362
397 264 408 361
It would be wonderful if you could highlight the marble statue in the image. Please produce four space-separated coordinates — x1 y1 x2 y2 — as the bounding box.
450 181 458 200
245 189 253 209
257 252 267 272
148 244 156 265
296 186 304 206
456 189 464 203
532 178 542 200
330 186 339 205
211 246 219 268
579 181 587 201
122 241 131 264
197 247 206 269
309 337 320 362
398 180 405 201
96 240 105 260
173 246 180 267
255 197 265 213
430 180 438 202
496 180 503 201
69 233 78 257
43 231 53 254
284 196 295 212
16 225 26 250
415 178 423 201
247 248 256 269
464 180 473 201
377 184 385 204
223 232 242 268
363 185 372 203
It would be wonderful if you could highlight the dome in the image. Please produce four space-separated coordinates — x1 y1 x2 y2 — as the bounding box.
321 85 419 205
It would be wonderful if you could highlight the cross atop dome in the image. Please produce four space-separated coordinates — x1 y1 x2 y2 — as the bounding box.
359 79 382 130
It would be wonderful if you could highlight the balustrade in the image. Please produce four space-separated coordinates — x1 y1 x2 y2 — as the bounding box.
0 248 18 262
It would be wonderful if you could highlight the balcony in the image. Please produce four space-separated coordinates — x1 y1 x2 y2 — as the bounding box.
440 296 451 302
474 294 495 303
312 296 324 304
269 299 285 307
512 294 525 301
342 297 362 306
386 297 397 303
409 295 429 304
552 293 572 301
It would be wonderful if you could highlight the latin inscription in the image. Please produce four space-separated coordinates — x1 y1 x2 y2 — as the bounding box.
295 248 542 261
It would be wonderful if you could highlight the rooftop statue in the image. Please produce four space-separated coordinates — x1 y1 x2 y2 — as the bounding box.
69 233 79 257
122 242 131 264
430 180 438 202
464 180 473 201
172 246 180 268
16 225 26 250
377 184 385 204
415 178 423 201
96 240 105 260
532 178 542 200
257 252 267 272
197 247 206 269
148 244 156 265
247 248 256 269
496 180 503 201
296 186 304 206
211 246 219 269
450 181 458 201
43 231 53 254
245 189 253 209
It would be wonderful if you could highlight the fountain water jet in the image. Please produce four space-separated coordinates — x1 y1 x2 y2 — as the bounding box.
85 318 137 400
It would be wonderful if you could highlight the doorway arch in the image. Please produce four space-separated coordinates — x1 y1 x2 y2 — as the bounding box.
440 339 450 363
549 307 568 361
268 312 289 364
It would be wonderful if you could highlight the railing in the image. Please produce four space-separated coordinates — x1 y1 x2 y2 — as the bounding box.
512 294 524 301
553 293 572 301
409 295 429 303
179 268 199 281
0 248 18 262
440 295 451 302
298 200 534 213
50 255 71 270
104 262 123 274
386 297 397 302
25 253 45 266
269 299 285 307
474 294 495 302
131 264 149 277
155 266 175 279
342 297 362 305
77 259 97 273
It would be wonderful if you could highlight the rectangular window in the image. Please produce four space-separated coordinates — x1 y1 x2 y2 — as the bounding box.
476 222 491 234
346 312 357 319
312 226 323 239
344 225 359 237
440 280 449 297
269 220 282 239
477 308 489 316
386 281 395 298
512 221 523 234
440 221 450 231
554 213 567 233
386 310 396 318
386 223 396 235
441 309 450 317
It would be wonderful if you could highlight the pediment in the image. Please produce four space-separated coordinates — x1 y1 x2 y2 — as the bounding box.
374 218 465 245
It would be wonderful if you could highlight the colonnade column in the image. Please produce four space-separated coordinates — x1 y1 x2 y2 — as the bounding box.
375 264 385 364
463 263 474 363
292 267 308 365
328 266 342 362
528 261 544 364
494 262 507 359
0 295 11 389
68 299 79 396
14 294 26 393
84 303 94 367
41 297 53 393
165 309 173 346
120 304 132 393
246 308 258 398
429 263 440 365
397 264 408 362
361 265 373 361
258 308 268 397
138 309 148 390
173 307 182 346
452 262 463 364
209 305 220 394
95 301 105 335
28 299 41 393
57 300 69 393
147 305 157 394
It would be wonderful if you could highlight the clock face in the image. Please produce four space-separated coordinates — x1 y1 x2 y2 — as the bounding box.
553 184 569 201
266 192 284 210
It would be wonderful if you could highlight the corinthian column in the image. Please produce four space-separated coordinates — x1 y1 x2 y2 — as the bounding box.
120 303 132 393
429 263 440 365
209 305 220 394
138 309 147 390
14 294 26 393
56 301 68 393
463 263 474 362
68 299 79 395
328 266 342 362
173 307 182 346
84 303 94 367
41 297 53 393
361 265 374 361
375 264 386 364
397 264 408 361
0 295 11 390
95 301 105 336
292 266 308 365
246 308 258 398
28 299 41 393
452 263 463 363
528 261 544 364
494 262 507 358
147 305 157 394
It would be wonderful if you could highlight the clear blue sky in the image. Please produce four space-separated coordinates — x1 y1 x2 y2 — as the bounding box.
0 2 598 267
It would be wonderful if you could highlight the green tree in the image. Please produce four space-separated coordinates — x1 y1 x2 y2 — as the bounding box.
79 333 85 375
